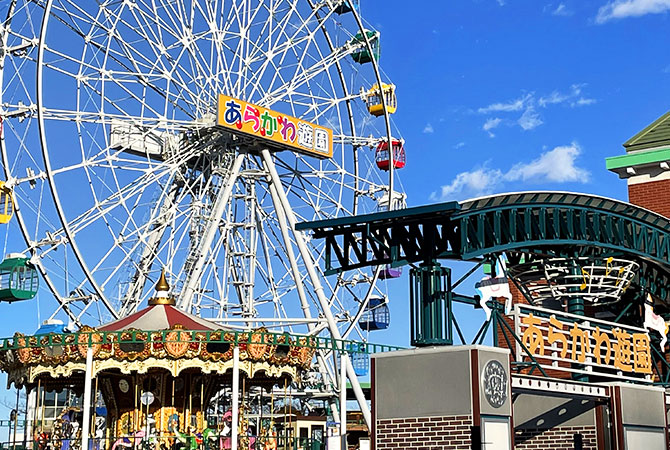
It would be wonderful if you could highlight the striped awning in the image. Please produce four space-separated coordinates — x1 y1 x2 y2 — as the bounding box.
99 304 223 331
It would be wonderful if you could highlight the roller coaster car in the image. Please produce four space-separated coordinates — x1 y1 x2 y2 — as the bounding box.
359 297 390 331
334 0 359 14
375 139 405 171
0 253 39 302
350 30 380 64
0 181 15 224
364 83 397 117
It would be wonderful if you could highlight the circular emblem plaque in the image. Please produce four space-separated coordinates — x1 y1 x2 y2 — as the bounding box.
482 359 508 408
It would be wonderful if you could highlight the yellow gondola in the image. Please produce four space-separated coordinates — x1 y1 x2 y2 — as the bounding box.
364 83 397 116
0 181 14 224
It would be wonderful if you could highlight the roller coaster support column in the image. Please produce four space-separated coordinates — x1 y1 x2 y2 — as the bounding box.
410 262 452 346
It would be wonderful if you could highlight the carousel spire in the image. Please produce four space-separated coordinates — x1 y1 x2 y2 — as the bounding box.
148 268 175 306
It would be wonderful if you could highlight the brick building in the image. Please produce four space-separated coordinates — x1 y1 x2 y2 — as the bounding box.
369 111 670 450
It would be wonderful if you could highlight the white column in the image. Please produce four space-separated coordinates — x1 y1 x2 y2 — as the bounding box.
231 346 240 450
261 149 371 428
340 354 347 450
177 152 245 310
81 347 93 450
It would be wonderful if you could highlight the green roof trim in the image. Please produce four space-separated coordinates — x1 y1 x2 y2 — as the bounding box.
624 111 670 152
606 147 670 170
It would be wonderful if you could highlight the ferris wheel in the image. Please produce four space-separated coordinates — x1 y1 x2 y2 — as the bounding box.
0 0 405 412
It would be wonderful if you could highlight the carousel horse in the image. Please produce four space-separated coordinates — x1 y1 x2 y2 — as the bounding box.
173 428 199 450
111 430 146 450
263 431 277 450
34 429 49 450
202 428 220 450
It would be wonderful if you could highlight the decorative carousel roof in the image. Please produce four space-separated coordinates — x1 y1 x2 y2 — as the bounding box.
99 272 224 332
0 271 317 387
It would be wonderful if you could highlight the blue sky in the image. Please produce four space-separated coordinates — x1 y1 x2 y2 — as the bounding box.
1 0 670 405
355 0 670 349
364 0 670 206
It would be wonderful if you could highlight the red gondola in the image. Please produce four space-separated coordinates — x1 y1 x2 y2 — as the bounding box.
375 139 405 171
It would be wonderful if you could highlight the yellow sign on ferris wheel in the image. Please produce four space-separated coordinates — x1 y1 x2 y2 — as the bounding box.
216 94 333 159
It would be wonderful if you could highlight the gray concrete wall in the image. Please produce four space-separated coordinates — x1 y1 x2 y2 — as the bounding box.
513 394 597 430
373 347 473 419
616 383 666 428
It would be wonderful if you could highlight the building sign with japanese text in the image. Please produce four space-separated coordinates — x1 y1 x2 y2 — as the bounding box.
216 94 333 159
514 304 652 382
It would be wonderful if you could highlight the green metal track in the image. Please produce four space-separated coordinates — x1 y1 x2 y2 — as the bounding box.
297 192 670 302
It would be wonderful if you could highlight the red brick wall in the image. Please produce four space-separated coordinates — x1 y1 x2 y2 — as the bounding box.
628 179 670 218
515 425 597 450
376 415 472 449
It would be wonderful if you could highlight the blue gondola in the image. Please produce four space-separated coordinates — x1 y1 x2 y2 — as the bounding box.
35 319 68 335
352 353 370 376
359 297 390 331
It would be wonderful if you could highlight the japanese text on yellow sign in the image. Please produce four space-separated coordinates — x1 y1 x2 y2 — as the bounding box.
217 94 333 159
519 312 651 375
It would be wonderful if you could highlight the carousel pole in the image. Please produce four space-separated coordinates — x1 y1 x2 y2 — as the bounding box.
81 346 94 450
33 379 41 436
91 378 98 449
40 387 45 435
339 354 347 450
12 387 19 450
231 345 240 450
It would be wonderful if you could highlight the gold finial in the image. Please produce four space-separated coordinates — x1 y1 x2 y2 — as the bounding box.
156 268 170 292
148 269 175 306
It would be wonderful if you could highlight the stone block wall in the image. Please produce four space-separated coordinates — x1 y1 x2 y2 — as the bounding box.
376 414 472 449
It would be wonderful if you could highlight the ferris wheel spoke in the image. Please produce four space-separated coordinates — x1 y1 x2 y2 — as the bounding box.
3 1 403 421
242 4 321 101
177 151 244 311
116 180 182 315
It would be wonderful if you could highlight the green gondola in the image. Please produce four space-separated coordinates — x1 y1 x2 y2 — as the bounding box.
350 30 380 64
0 254 39 302
334 0 359 14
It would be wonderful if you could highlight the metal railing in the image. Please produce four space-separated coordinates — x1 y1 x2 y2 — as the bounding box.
0 329 403 356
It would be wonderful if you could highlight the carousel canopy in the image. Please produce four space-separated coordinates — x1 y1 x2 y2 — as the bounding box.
99 270 226 332
98 302 222 331
0 270 318 387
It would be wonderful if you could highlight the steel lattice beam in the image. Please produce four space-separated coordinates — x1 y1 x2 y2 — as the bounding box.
297 192 670 303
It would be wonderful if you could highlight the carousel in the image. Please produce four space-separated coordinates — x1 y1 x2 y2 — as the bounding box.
0 272 318 450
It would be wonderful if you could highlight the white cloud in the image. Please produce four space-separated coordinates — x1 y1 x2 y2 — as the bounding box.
496 0 506 5
552 3 573 15
538 91 571 107
518 107 543 130
431 143 589 200
483 117 503 137
478 94 531 113
423 123 434 134
538 84 595 108
505 143 590 183
478 86 593 135
596 0 670 23
431 166 503 201
574 97 597 106
454 142 466 149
